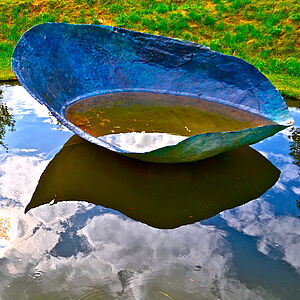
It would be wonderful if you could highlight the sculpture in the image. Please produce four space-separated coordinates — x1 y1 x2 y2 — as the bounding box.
12 23 293 162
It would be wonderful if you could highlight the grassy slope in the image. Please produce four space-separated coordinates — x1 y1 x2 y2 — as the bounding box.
0 0 299 101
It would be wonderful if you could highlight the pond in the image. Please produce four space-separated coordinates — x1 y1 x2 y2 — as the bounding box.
0 82 299 299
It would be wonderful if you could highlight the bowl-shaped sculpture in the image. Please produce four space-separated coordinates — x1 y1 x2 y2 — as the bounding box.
12 23 294 163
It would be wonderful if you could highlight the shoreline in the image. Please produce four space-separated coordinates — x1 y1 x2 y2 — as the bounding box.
1 78 298 108
0 79 18 83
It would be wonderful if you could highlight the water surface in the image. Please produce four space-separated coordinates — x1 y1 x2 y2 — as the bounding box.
0 83 299 300
66 92 275 152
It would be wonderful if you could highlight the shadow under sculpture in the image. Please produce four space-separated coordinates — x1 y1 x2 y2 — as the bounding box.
26 136 280 229
12 23 293 163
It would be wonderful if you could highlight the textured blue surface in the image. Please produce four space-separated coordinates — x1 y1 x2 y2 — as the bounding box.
12 23 293 162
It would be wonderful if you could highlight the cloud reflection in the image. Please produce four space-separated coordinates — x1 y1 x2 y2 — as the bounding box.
0 203 275 300
222 200 300 275
221 122 300 276
0 155 49 207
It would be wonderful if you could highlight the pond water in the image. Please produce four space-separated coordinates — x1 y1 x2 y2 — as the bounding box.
0 82 299 299
65 92 275 153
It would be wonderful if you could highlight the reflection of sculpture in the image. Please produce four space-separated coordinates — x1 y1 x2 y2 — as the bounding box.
0 91 15 149
13 23 293 162
27 136 280 228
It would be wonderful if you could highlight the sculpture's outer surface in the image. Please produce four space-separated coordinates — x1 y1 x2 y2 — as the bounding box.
12 23 293 162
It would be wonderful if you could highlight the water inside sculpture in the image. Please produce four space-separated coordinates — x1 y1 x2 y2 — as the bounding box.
65 92 276 152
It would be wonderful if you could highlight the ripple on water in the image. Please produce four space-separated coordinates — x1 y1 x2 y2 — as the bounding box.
28 270 44 283
74 287 114 300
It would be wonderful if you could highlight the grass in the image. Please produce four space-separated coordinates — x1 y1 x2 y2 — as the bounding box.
0 0 299 102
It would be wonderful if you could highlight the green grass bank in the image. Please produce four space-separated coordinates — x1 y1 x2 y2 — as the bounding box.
0 0 299 102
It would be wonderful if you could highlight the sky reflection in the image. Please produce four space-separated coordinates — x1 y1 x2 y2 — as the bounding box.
0 83 299 299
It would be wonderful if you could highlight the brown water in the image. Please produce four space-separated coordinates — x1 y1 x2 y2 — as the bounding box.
65 92 275 138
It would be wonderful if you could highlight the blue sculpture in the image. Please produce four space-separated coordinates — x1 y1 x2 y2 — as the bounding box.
12 23 294 163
